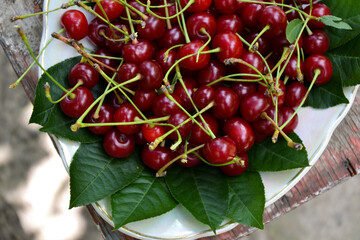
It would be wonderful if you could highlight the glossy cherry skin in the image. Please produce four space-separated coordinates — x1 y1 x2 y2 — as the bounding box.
68 62 99 89
159 26 186 49
105 23 126 53
60 87 94 118
240 1 265 28
281 106 298 134
177 40 210 71
60 10 88 41
305 3 331 29
107 92 124 109
85 103 114 135
166 112 192 141
137 12 166 40
303 30 330 55
220 152 249 176
224 117 255 153
203 137 237 164
114 103 141 135
245 31 270 55
141 122 166 143
251 106 283 136
173 78 197 111
94 48 120 77
115 63 138 89
193 86 215 109
138 60 164 90
214 0 237 14
197 59 226 87
94 0 124 22
189 114 219 145
87 18 108 48
212 87 239 119
186 12 216 42
122 39 154 64
216 14 243 34
175 142 202 168
152 93 182 117
283 56 304 80
159 0 178 24
231 82 257 102
285 81 307 108
304 54 333 85
156 49 177 73
212 31 243 62
132 88 157 112
103 129 135 158
258 79 286 107
238 50 264 78
257 5 287 38
240 92 270 122
179 0 212 13
141 146 174 171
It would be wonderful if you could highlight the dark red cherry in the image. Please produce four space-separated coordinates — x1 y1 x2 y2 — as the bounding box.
239 92 270 122
159 26 186 49
107 92 124 109
177 40 210 70
285 3 300 21
85 103 114 135
141 122 166 143
68 62 99 89
283 56 304 80
214 0 237 14
224 117 255 153
257 5 287 38
173 78 197 111
122 39 155 64
105 23 126 53
60 87 94 118
115 63 139 89
285 81 307 108
175 142 202 168
141 146 174 171
245 31 270 55
103 129 135 158
135 130 146 145
152 93 182 117
159 0 178 24
231 82 257 102
156 49 177 73
305 3 331 29
87 18 108 48
114 103 141 135
94 48 120 77
179 0 212 13
240 1 265 28
166 112 192 141
212 87 239 119
127 0 146 19
216 14 243 34
203 137 237 164
186 12 216 42
238 50 264 78
138 60 164 90
189 114 219 145
220 152 249 176
94 0 124 22
137 12 166 40
281 106 298 134
197 59 226 87
212 31 243 62
304 54 333 85
60 10 89 41
132 88 157 112
193 85 215 109
258 79 286 107
251 106 283 136
303 30 330 55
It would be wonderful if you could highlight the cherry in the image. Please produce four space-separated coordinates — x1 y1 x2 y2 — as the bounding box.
152 93 182 117
141 146 174 171
94 48 120 77
271 34 303 56
212 31 243 62
239 92 270 122
132 88 157 112
175 142 202 168
177 40 210 71
285 81 307 108
304 54 333 85
127 0 146 19
159 0 178 24
189 114 219 145
60 86 94 118
197 59 226 87
216 14 243 34
137 12 166 40
212 87 239 119
173 78 197 111
303 30 330 55
203 137 237 164
85 103 114 135
240 1 265 28
214 0 237 14
305 3 331 29
285 3 300 22
179 0 212 13
105 23 126 53
252 106 283 136
281 106 298 134
158 26 186 49
220 152 249 176
103 129 135 158
94 0 124 22
257 5 287 38
166 112 192 141
258 79 286 107
245 31 270 55
283 56 304 80
87 18 108 48
238 50 264 78
224 117 255 153
138 60 164 89
115 63 138 89
186 12 216 42
156 49 177 73
107 92 124 109
135 129 146 145
60 10 89 41
122 39 155 64
68 62 99 89
193 85 215 109
114 103 141 135
231 82 257 102
142 121 166 143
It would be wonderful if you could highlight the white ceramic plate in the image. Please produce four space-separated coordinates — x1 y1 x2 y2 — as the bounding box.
39 1 358 239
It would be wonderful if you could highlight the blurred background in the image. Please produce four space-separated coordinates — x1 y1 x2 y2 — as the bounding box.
1 46 360 240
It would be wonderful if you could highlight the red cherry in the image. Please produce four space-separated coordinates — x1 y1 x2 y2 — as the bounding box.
212 87 240 119
166 112 192 141
303 30 330 55
158 26 186 49
240 1 265 28
193 85 215 109
138 60 164 90
281 107 299 134
216 14 243 34
85 103 114 135
132 89 157 112
137 12 166 40
94 48 120 77
60 10 89 41
156 49 177 73
177 40 210 71
116 63 139 90
224 117 255 153
304 54 333 85
87 18 108 48
231 82 257 102
186 12 216 42
251 106 283 136
203 137 237 164
197 59 226 87
285 81 307 108
122 39 155 64
114 103 141 135
68 62 99 89
60 87 94 118
239 92 270 122
105 23 126 53
94 0 124 22
141 121 166 143
257 5 287 38
220 152 249 176
305 3 331 29
189 114 219 145
173 78 197 112
258 79 286 107
141 146 174 171
214 0 237 14
175 142 202 168
179 0 212 13
245 31 270 55
283 56 304 80
103 129 135 158
152 93 182 117
238 50 264 78
212 31 243 62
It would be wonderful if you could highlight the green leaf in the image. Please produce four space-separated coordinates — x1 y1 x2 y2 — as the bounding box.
69 143 143 208
320 15 352 30
30 56 81 125
286 19 304 43
111 168 177 229
165 165 229 232
227 172 265 229
248 133 309 171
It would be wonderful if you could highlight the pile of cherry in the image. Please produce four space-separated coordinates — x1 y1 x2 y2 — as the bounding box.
58 0 333 176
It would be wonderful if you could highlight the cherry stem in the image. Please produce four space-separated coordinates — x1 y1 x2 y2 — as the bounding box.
193 152 244 167
93 82 112 119
224 57 268 83
207 73 262 87
248 25 270 52
156 144 205 177
45 80 82 104
145 0 194 21
196 28 211 62
11 6 63 22
163 0 172 29
177 0 191 43
118 0 149 21
100 31 128 42
124 2 137 38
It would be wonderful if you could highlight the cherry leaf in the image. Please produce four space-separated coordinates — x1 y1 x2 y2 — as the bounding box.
286 19 304 44
320 15 352 30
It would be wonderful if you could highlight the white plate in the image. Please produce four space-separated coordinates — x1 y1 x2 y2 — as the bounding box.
39 1 358 239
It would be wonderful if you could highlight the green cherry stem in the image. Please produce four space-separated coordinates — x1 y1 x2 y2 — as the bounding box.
177 0 191 43
248 25 270 52
163 0 172 29
224 57 268 83
44 80 82 104
118 0 149 21
124 2 137 39
144 0 195 21
193 152 243 167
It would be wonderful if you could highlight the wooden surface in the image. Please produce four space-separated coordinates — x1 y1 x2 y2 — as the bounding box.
1 1 359 239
